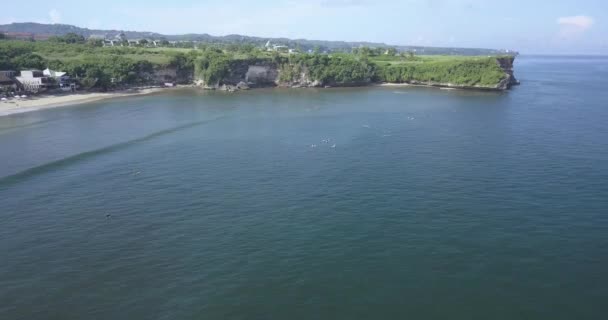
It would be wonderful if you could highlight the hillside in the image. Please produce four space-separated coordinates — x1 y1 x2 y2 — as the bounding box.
0 39 519 92
0 22 517 56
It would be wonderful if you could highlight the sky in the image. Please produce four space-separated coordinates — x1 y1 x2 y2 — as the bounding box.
1 0 607 54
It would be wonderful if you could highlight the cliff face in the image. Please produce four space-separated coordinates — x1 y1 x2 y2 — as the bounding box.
190 56 519 91
245 65 279 87
276 66 323 88
194 62 361 89
194 61 281 89
495 56 520 90
141 66 194 85
150 67 178 83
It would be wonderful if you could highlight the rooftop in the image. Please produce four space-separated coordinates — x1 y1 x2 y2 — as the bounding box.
0 74 15 83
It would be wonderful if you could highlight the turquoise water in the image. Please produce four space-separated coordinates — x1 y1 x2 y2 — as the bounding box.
1 56 608 319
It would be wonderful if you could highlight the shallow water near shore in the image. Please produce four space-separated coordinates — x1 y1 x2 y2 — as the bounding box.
1 55 608 319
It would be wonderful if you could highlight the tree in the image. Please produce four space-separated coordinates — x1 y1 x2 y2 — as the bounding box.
399 51 416 60
386 47 397 56
87 38 103 47
139 39 149 46
10 53 46 70
64 33 85 44
0 33 5 40
48 33 85 44
239 44 255 54
270 51 281 64
170 53 195 81
359 47 372 57
159 38 170 47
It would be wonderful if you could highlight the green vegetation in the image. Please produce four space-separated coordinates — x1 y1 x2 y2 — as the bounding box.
0 39 511 90
279 51 508 87
48 32 86 44
195 49 233 85
279 53 375 85
0 42 47 70
0 40 202 89
373 55 507 87
193 50 376 87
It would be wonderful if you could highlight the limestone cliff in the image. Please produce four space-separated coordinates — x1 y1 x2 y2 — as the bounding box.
189 56 519 91
193 61 279 90
495 56 520 90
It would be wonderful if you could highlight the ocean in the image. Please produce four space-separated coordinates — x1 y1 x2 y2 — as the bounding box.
1 55 607 319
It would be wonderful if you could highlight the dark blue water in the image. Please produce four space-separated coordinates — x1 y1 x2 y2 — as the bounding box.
1 56 607 319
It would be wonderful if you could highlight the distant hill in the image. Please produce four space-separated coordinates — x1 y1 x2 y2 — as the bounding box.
0 22 517 56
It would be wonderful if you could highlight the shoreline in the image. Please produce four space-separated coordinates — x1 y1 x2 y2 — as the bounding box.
0 81 507 117
0 87 173 117
374 82 505 91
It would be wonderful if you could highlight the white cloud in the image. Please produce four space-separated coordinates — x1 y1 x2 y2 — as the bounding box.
49 9 62 24
558 15 594 29
557 15 594 40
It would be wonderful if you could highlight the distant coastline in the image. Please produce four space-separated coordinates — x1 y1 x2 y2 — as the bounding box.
1 27 518 116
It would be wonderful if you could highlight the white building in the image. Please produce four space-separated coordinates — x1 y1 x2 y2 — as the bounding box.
265 41 290 52
44 68 76 92
16 70 53 93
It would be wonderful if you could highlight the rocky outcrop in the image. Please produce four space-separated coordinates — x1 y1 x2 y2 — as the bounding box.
245 65 279 86
495 56 520 90
193 62 280 90
400 80 510 91
193 61 319 90
283 77 323 88
150 67 178 83
218 62 280 88
142 66 193 85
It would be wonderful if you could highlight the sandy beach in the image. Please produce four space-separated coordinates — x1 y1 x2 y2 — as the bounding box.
375 83 413 87
0 87 170 117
